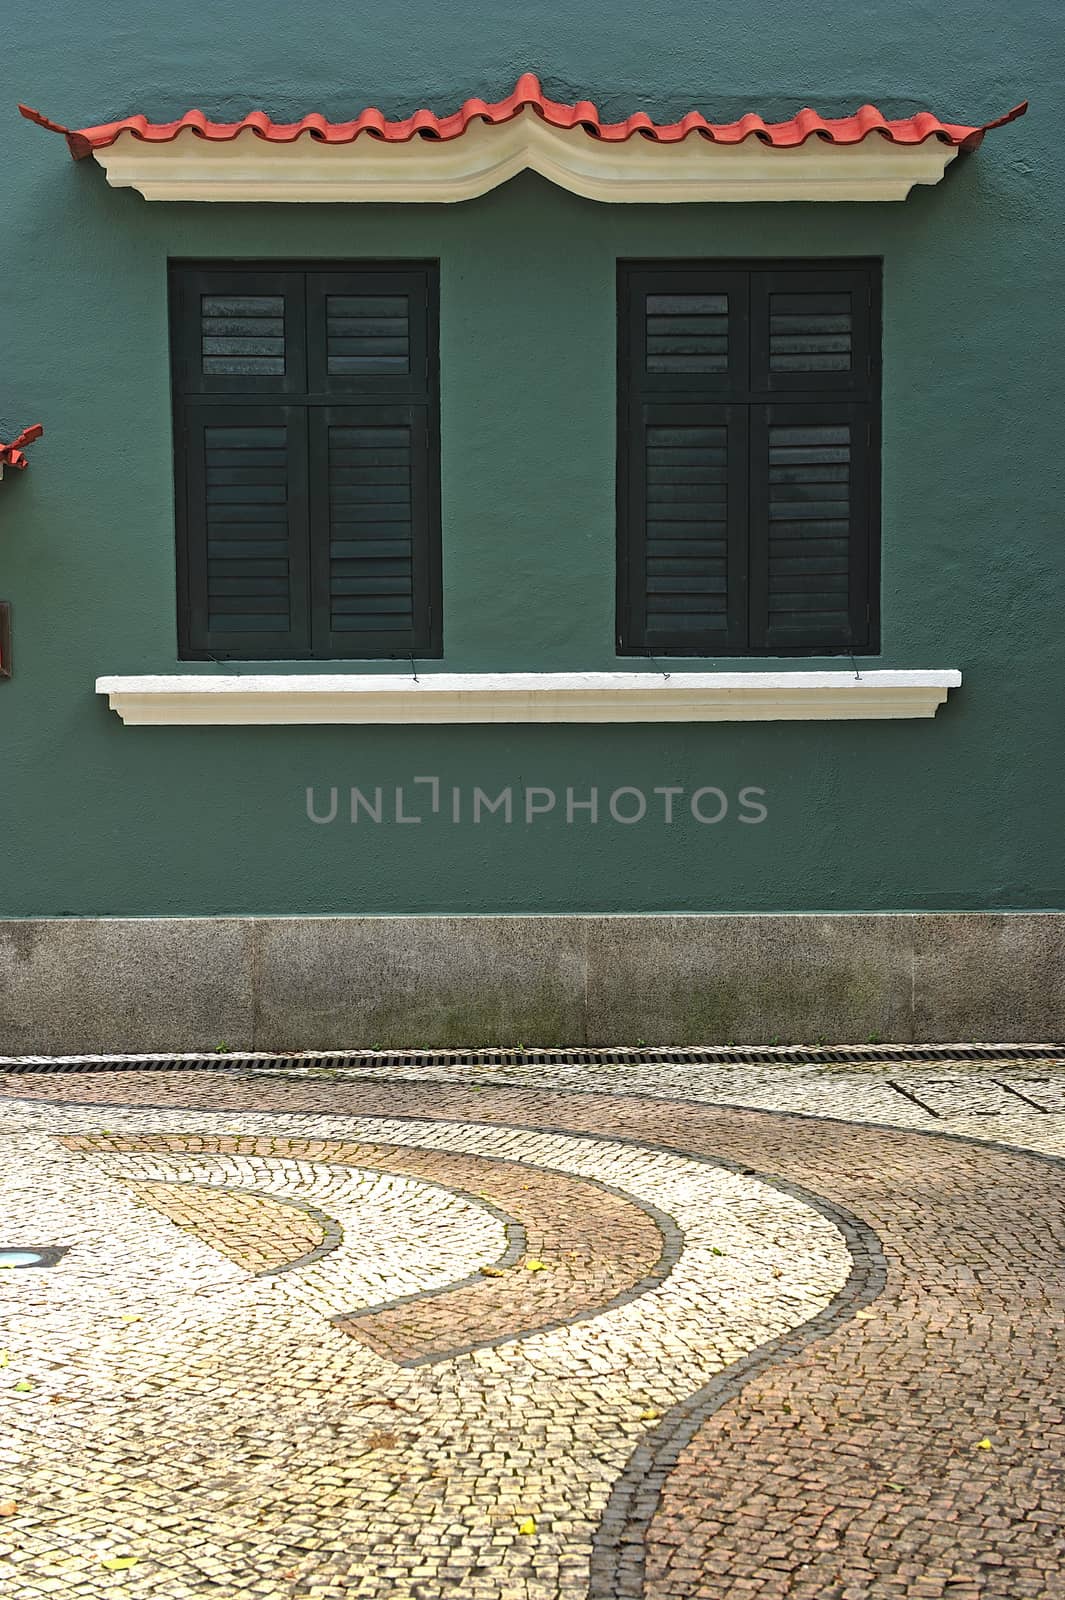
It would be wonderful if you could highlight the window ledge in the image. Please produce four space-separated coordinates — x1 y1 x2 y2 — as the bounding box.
96 670 961 725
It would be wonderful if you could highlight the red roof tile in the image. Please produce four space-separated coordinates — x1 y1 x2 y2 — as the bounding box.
19 75 1027 160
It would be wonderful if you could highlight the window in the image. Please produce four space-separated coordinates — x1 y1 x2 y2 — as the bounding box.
170 262 441 660
617 260 880 656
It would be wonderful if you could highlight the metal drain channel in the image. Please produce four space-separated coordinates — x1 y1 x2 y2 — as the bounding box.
0 1042 1062 1074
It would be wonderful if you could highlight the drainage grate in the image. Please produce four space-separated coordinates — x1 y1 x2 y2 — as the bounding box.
0 1043 1062 1074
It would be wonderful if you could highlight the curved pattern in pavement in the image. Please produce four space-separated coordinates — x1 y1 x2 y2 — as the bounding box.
64 1131 683 1365
0 1069 1062 1600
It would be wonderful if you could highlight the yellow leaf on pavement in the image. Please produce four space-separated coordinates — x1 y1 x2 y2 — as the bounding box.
977 1438 993 1450
13 1380 33 1393
100 1557 139 1571
518 1516 536 1535
639 1408 660 1421
479 1266 505 1277
0 1351 8 1367
524 1260 548 1272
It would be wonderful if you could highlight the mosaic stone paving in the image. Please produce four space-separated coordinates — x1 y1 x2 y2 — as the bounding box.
0 1057 1062 1598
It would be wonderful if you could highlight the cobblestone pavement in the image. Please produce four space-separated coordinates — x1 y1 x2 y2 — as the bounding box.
0 1057 1062 1599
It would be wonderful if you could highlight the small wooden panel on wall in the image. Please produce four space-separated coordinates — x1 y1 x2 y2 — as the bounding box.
0 603 11 679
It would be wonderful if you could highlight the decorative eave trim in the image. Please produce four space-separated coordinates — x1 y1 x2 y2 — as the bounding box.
96 670 962 726
87 112 960 202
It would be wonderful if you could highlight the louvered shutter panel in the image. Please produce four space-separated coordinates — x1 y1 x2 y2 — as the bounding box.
175 270 307 396
624 269 749 397
619 271 749 651
625 403 748 651
309 406 432 657
746 265 878 650
750 269 873 395
749 404 872 651
645 293 731 375
306 270 431 397
181 405 311 657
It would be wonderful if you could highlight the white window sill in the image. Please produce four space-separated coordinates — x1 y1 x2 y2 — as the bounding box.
95 670 961 726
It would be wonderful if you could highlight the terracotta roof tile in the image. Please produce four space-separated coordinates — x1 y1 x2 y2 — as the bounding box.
19 75 1027 160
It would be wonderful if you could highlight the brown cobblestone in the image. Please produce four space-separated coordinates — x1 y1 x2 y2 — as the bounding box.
119 1181 327 1274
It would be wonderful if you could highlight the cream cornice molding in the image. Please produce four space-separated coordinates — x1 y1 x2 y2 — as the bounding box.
96 670 962 726
92 111 960 203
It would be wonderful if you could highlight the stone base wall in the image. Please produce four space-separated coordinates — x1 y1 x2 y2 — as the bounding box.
0 913 1062 1055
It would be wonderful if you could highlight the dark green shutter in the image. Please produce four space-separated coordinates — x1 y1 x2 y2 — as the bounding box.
182 405 311 658
306 270 431 397
172 262 440 661
619 269 750 652
618 260 879 656
749 269 873 395
749 405 872 651
628 403 748 652
747 267 877 650
309 406 433 657
175 269 307 396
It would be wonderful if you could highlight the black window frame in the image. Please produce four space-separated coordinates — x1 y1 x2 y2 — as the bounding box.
170 259 442 662
617 258 882 658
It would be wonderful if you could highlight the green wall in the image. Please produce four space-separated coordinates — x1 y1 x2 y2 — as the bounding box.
2 2 1062 916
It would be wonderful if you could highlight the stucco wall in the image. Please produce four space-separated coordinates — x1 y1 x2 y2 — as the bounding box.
2 2 1062 918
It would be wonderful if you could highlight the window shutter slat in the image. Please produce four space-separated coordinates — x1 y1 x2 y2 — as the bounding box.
749 403 872 651
180 405 311 659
